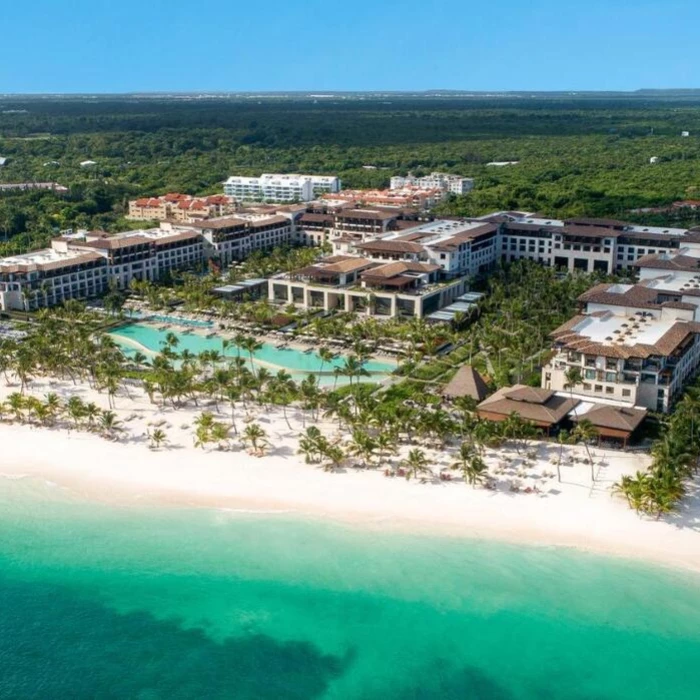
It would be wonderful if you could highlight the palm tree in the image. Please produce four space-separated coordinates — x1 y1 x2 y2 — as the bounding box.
564 366 583 418
298 426 323 464
402 448 431 481
555 428 569 482
210 421 231 451
318 346 335 377
462 453 488 488
43 392 62 425
239 336 263 378
99 411 123 439
66 396 86 428
6 392 26 422
571 419 598 481
347 429 377 468
241 422 269 456
148 428 167 450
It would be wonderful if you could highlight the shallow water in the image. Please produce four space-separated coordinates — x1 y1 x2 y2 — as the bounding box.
1 477 699 699
110 321 395 385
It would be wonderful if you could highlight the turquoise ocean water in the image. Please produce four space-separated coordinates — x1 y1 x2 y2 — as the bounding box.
1 477 700 699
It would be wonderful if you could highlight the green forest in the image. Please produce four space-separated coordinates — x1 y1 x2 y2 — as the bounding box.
2 95 700 255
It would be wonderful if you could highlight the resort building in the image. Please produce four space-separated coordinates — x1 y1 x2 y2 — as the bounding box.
490 213 689 274
348 219 500 279
0 247 109 311
542 282 700 413
127 193 237 222
170 213 295 266
223 174 341 203
390 172 474 195
323 187 445 209
538 227 700 414
0 227 204 310
268 255 469 319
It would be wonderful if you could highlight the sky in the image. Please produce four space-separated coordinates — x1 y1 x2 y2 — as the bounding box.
2 0 699 93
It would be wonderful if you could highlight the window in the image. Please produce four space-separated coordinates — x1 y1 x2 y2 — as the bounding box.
583 383 592 391
622 389 631 398
605 387 615 395
594 385 603 393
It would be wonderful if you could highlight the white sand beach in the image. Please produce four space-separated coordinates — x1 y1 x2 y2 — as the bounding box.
1 376 699 573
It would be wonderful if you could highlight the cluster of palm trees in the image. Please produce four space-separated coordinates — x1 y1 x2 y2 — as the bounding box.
615 386 700 517
0 391 124 440
193 411 269 456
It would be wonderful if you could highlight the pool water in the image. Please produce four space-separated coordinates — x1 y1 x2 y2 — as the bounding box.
110 322 396 386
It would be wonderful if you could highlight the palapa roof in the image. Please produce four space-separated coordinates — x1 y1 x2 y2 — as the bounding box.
442 366 489 401
477 384 579 426
572 405 647 434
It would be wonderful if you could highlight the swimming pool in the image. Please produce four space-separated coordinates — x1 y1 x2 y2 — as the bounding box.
109 322 396 386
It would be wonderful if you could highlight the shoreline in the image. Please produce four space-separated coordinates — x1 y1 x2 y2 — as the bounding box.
2 420 699 575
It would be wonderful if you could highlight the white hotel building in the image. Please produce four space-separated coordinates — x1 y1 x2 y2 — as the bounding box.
390 172 474 195
223 174 341 203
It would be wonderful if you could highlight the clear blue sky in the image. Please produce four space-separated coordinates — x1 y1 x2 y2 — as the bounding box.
2 0 699 93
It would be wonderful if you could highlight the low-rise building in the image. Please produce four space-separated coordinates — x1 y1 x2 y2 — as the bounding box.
127 193 236 222
390 172 474 195
323 187 444 209
223 174 341 202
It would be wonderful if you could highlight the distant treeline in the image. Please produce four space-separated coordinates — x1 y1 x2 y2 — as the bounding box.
1 97 700 254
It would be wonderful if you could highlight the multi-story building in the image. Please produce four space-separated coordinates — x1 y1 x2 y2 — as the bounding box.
541 230 700 413
168 212 295 266
390 172 474 195
543 283 700 413
268 256 468 319
322 187 444 209
0 228 201 310
127 193 236 222
223 174 341 202
490 213 689 274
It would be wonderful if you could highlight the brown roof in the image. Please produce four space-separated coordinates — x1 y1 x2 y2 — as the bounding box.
355 240 425 254
578 283 660 309
360 261 438 280
247 215 289 229
634 254 700 271
153 230 202 246
187 217 248 230
336 209 397 221
299 213 334 224
572 405 647 434
564 218 628 228
430 223 498 251
478 384 579 426
503 222 559 233
561 225 622 239
297 257 375 277
72 235 154 250
442 366 489 401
